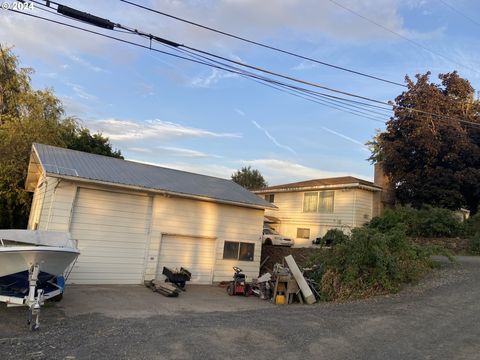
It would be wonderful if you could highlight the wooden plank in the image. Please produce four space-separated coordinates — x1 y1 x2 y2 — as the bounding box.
284 255 315 304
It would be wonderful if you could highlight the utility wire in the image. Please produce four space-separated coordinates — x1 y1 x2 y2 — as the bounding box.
439 0 480 28
167 45 390 122
119 0 406 88
12 5 480 130
327 0 480 76
9 8 388 124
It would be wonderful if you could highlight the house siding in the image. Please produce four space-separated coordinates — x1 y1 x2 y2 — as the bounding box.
28 177 264 284
264 188 375 247
146 196 264 283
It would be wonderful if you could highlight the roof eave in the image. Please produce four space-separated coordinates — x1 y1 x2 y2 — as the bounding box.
255 182 382 193
45 173 276 210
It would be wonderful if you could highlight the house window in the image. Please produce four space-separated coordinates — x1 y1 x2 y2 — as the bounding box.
319 191 334 213
297 228 310 239
223 241 255 262
265 194 275 203
303 191 334 213
303 192 318 212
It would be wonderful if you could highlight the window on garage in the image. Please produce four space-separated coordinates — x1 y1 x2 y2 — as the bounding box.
223 241 255 261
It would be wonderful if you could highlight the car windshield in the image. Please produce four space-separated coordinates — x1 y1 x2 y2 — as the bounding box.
264 228 279 235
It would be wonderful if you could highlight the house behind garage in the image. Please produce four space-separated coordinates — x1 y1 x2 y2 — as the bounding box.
255 177 382 247
25 143 273 285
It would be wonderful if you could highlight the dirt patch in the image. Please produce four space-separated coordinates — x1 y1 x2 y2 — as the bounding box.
412 237 469 253
260 245 322 273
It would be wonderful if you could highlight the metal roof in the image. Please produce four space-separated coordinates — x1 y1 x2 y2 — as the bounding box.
255 176 381 193
32 143 274 209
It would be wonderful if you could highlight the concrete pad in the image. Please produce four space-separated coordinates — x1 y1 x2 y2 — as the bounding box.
58 284 273 318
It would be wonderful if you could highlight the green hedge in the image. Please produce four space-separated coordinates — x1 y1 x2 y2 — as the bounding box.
366 206 464 238
309 226 453 302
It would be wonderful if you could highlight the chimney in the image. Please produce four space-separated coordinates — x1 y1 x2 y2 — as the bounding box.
373 162 395 216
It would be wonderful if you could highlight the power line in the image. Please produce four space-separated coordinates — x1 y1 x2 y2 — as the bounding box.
439 0 480 28
327 0 480 76
118 0 406 88
11 5 480 130
8 8 389 124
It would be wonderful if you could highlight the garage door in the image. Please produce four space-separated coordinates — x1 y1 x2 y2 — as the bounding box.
157 235 216 284
69 188 152 284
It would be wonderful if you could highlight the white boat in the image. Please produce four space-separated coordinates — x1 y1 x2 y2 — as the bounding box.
0 230 80 330
0 230 79 277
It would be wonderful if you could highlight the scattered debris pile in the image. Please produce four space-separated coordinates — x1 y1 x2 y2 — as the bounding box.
146 266 192 297
146 279 180 297
226 255 320 305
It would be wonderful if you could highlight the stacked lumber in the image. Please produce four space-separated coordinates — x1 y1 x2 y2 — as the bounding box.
145 280 180 297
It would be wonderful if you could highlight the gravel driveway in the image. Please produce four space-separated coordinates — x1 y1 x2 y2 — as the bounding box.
1 256 479 360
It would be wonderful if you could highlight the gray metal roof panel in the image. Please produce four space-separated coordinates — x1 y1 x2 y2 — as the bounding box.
33 143 273 209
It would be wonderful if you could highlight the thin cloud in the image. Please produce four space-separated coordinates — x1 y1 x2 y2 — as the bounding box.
67 54 105 73
322 126 370 152
251 120 296 154
190 68 239 88
88 118 242 141
245 158 371 184
292 61 319 71
156 146 223 158
235 108 246 116
128 147 152 153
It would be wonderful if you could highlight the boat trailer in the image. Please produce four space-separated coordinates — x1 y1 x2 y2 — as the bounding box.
0 264 64 331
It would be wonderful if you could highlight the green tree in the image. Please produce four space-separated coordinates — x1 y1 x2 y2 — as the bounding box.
370 71 480 214
231 166 267 190
0 46 122 228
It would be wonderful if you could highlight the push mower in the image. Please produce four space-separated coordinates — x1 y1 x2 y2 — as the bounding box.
226 266 252 296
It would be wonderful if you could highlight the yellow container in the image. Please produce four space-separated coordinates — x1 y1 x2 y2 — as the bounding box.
275 295 286 305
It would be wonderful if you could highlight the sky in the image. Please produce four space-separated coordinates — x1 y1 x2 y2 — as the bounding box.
1 0 480 185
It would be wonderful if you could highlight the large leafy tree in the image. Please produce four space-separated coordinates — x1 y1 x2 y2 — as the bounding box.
0 46 122 228
370 71 480 214
231 166 268 190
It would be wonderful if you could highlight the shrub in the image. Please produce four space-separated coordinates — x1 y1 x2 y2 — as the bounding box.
309 226 451 302
319 228 349 246
465 214 480 238
468 232 480 255
367 206 464 238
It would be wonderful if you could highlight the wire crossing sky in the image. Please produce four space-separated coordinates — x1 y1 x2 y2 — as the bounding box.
1 0 479 184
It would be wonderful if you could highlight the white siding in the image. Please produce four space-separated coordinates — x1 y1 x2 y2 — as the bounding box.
29 176 77 232
69 188 152 284
28 177 264 285
265 188 375 247
354 189 374 227
27 176 46 229
158 235 216 284
145 196 264 283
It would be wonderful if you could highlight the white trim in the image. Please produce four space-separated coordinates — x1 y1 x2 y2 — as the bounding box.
44 173 273 210
256 183 382 194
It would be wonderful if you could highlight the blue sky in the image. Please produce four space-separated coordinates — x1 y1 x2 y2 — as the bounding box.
2 0 480 185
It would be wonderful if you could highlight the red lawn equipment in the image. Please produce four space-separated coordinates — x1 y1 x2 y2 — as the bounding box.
226 266 252 296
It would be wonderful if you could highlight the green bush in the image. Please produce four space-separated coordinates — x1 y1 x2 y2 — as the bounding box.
309 226 451 301
465 214 480 238
367 206 464 238
468 232 480 255
314 228 349 246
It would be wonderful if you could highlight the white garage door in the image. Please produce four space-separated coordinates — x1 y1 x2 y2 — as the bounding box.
157 235 216 284
69 188 152 284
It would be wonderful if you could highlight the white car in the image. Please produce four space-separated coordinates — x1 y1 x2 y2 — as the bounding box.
262 228 294 247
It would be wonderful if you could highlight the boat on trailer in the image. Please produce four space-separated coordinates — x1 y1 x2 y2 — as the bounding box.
0 230 79 330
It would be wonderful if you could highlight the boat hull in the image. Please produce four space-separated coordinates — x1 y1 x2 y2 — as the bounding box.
0 246 79 278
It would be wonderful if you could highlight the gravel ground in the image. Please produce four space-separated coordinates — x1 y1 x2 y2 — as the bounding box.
1 256 479 360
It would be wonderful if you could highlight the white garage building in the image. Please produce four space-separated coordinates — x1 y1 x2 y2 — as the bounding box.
25 143 273 284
